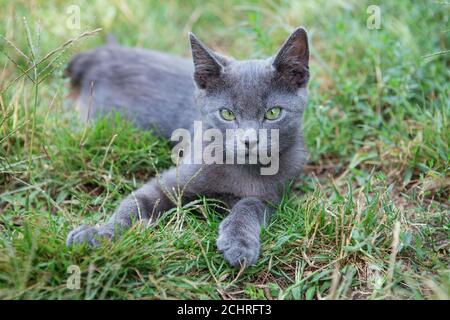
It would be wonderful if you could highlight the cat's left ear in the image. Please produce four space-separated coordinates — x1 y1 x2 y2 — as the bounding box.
273 27 310 89
189 33 227 90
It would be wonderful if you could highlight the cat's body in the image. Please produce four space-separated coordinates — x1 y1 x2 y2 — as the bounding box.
66 28 310 267
68 44 199 137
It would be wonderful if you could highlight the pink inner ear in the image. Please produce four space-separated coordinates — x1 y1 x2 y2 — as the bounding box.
273 28 309 71
290 40 308 60
272 29 310 90
281 37 308 68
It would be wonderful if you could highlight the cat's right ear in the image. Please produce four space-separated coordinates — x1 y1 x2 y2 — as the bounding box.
189 33 224 90
272 27 310 90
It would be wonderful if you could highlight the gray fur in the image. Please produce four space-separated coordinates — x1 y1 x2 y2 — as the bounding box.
66 27 310 267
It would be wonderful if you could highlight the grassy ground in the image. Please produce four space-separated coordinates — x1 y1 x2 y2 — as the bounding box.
0 0 449 300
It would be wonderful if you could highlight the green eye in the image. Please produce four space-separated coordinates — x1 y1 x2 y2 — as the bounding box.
265 107 282 120
220 109 236 121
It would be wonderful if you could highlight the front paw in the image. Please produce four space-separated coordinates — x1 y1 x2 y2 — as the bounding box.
66 224 113 248
216 219 260 267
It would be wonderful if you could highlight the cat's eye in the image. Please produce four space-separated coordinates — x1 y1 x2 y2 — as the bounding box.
220 109 236 121
265 107 282 120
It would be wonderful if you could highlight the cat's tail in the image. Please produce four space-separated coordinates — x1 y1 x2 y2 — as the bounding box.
65 51 94 90
65 32 119 96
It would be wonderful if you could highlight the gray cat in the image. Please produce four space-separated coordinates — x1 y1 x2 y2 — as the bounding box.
66 27 310 267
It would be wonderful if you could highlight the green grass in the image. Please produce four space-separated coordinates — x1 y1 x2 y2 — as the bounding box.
0 0 449 299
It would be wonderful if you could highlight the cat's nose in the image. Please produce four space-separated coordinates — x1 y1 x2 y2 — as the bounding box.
243 136 259 150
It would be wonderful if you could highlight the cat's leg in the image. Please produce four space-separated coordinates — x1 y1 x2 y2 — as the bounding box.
216 197 273 267
67 166 195 247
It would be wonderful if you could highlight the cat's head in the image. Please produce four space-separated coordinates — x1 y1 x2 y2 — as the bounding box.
189 27 309 163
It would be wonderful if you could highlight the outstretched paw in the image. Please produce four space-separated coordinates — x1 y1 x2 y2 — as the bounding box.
66 224 113 248
216 219 260 268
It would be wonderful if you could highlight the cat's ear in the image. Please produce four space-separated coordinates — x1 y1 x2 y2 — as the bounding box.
189 33 224 90
273 27 310 89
